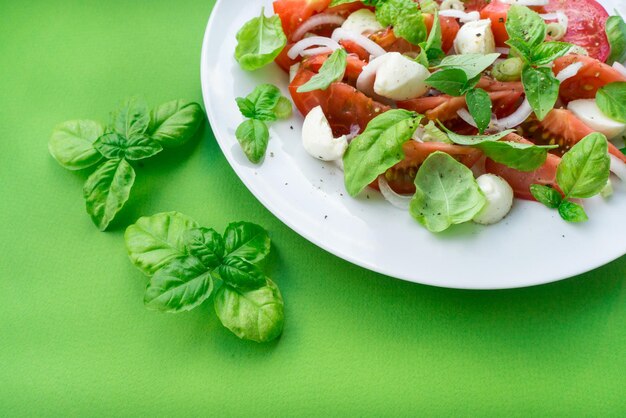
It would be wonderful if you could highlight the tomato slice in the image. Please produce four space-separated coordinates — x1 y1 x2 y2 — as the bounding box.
369 14 459 54
300 52 366 84
485 133 561 200
273 0 330 39
461 0 491 12
553 55 626 102
544 0 610 61
480 0 510 47
378 142 483 194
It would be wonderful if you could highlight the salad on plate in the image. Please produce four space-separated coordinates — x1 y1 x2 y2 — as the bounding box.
233 0 626 233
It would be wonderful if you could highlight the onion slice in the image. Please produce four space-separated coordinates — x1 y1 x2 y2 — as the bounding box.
378 176 411 210
331 28 386 58
492 99 533 131
291 13 346 42
495 47 510 55
556 61 584 82
288 36 341 59
457 108 478 129
610 154 626 182
439 10 480 23
613 62 626 78
301 46 333 57
355 54 395 104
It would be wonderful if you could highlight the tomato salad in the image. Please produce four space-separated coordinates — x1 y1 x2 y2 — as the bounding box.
233 0 626 232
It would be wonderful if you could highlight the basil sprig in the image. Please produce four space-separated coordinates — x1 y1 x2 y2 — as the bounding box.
235 8 287 71
48 98 204 231
606 14 626 65
235 84 292 163
416 10 444 67
125 212 284 343
596 82 626 123
531 133 610 222
375 0 427 45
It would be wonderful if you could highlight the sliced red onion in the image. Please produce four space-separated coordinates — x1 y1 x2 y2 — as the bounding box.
556 61 583 82
288 36 341 59
378 176 411 210
457 108 478 128
610 154 626 182
291 13 346 42
495 47 510 55
613 62 626 78
331 28 386 58
439 10 480 23
492 99 533 131
301 46 333 57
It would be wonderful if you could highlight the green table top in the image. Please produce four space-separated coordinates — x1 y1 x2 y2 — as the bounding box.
1 1 625 416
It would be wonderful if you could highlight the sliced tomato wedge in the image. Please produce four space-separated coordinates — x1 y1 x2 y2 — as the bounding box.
544 0 610 62
377 142 483 194
480 0 510 47
485 133 561 200
369 14 459 54
300 52 366 84
461 0 491 12
553 55 626 102
273 0 330 39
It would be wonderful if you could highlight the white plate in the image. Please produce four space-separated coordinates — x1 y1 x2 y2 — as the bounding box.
201 0 626 289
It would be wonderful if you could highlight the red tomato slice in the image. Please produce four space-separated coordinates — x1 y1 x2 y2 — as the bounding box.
301 52 366 84
544 0 610 61
553 55 626 102
273 0 330 39
461 0 491 12
485 133 561 200
480 0 510 47
369 14 459 54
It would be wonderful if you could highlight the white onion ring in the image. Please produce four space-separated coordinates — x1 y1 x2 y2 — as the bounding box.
291 13 346 41
610 154 626 182
492 99 533 131
288 36 341 59
556 61 584 82
300 46 333 57
539 13 559 20
457 108 479 128
331 28 386 58
439 10 480 23
613 62 626 78
355 54 395 104
289 63 300 83
501 0 548 5
495 47 510 55
378 176 411 210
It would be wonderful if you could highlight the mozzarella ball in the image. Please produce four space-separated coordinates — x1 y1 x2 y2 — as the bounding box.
302 106 348 161
472 174 514 225
453 19 496 55
373 52 430 101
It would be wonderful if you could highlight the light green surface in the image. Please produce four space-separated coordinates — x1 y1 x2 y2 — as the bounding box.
1 1 625 416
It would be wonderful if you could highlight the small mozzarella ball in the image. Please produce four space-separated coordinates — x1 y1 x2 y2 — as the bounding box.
341 9 383 36
373 52 430 101
567 99 626 140
453 19 496 55
473 174 514 225
302 106 348 161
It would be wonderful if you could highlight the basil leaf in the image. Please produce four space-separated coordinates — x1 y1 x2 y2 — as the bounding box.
273 97 293 120
214 279 284 343
530 41 573 66
442 128 515 145
235 119 269 163
557 200 588 223
522 66 559 121
218 256 266 290
236 98 256 119
465 88 492 134
223 221 271 264
556 132 610 199
112 98 150 140
95 133 163 161
606 15 626 66
425 68 468 96
83 159 135 231
505 38 532 63
148 100 204 148
530 184 563 209
240 84 282 121
183 227 225 269
330 0 360 5
436 53 500 79
235 8 287 71
343 109 422 196
505 5 546 47
478 141 555 172
125 212 199 276
48 120 104 170
409 152 486 232
417 10 444 67
596 82 626 123
144 256 213 313
297 48 348 93
376 0 427 45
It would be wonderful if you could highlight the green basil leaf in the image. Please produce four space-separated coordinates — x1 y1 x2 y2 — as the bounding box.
376 0 427 45
223 221 271 264
214 279 284 343
530 41 573 65
83 159 135 231
148 100 204 148
478 141 555 172
236 98 256 119
218 256 266 290
144 256 213 313
409 152 486 232
417 10 444 67
505 5 546 47
112 98 150 140
522 65 560 121
48 120 104 170
330 0 360 5
273 96 293 120
241 84 283 121
297 48 348 93
556 132 610 199
183 227 225 269
125 212 199 276
606 15 626 66
343 109 422 196
94 133 127 159
596 82 626 123
235 8 287 71
465 88 492 134
425 68 468 96
530 184 563 209
436 53 500 79
442 127 515 145
236 119 269 164
94 133 163 161
505 37 532 63
557 200 588 223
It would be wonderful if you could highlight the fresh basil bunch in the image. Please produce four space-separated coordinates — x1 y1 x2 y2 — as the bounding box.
125 212 284 343
48 98 204 231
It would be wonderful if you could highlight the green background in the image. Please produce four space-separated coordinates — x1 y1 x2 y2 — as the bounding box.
1 1 625 416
